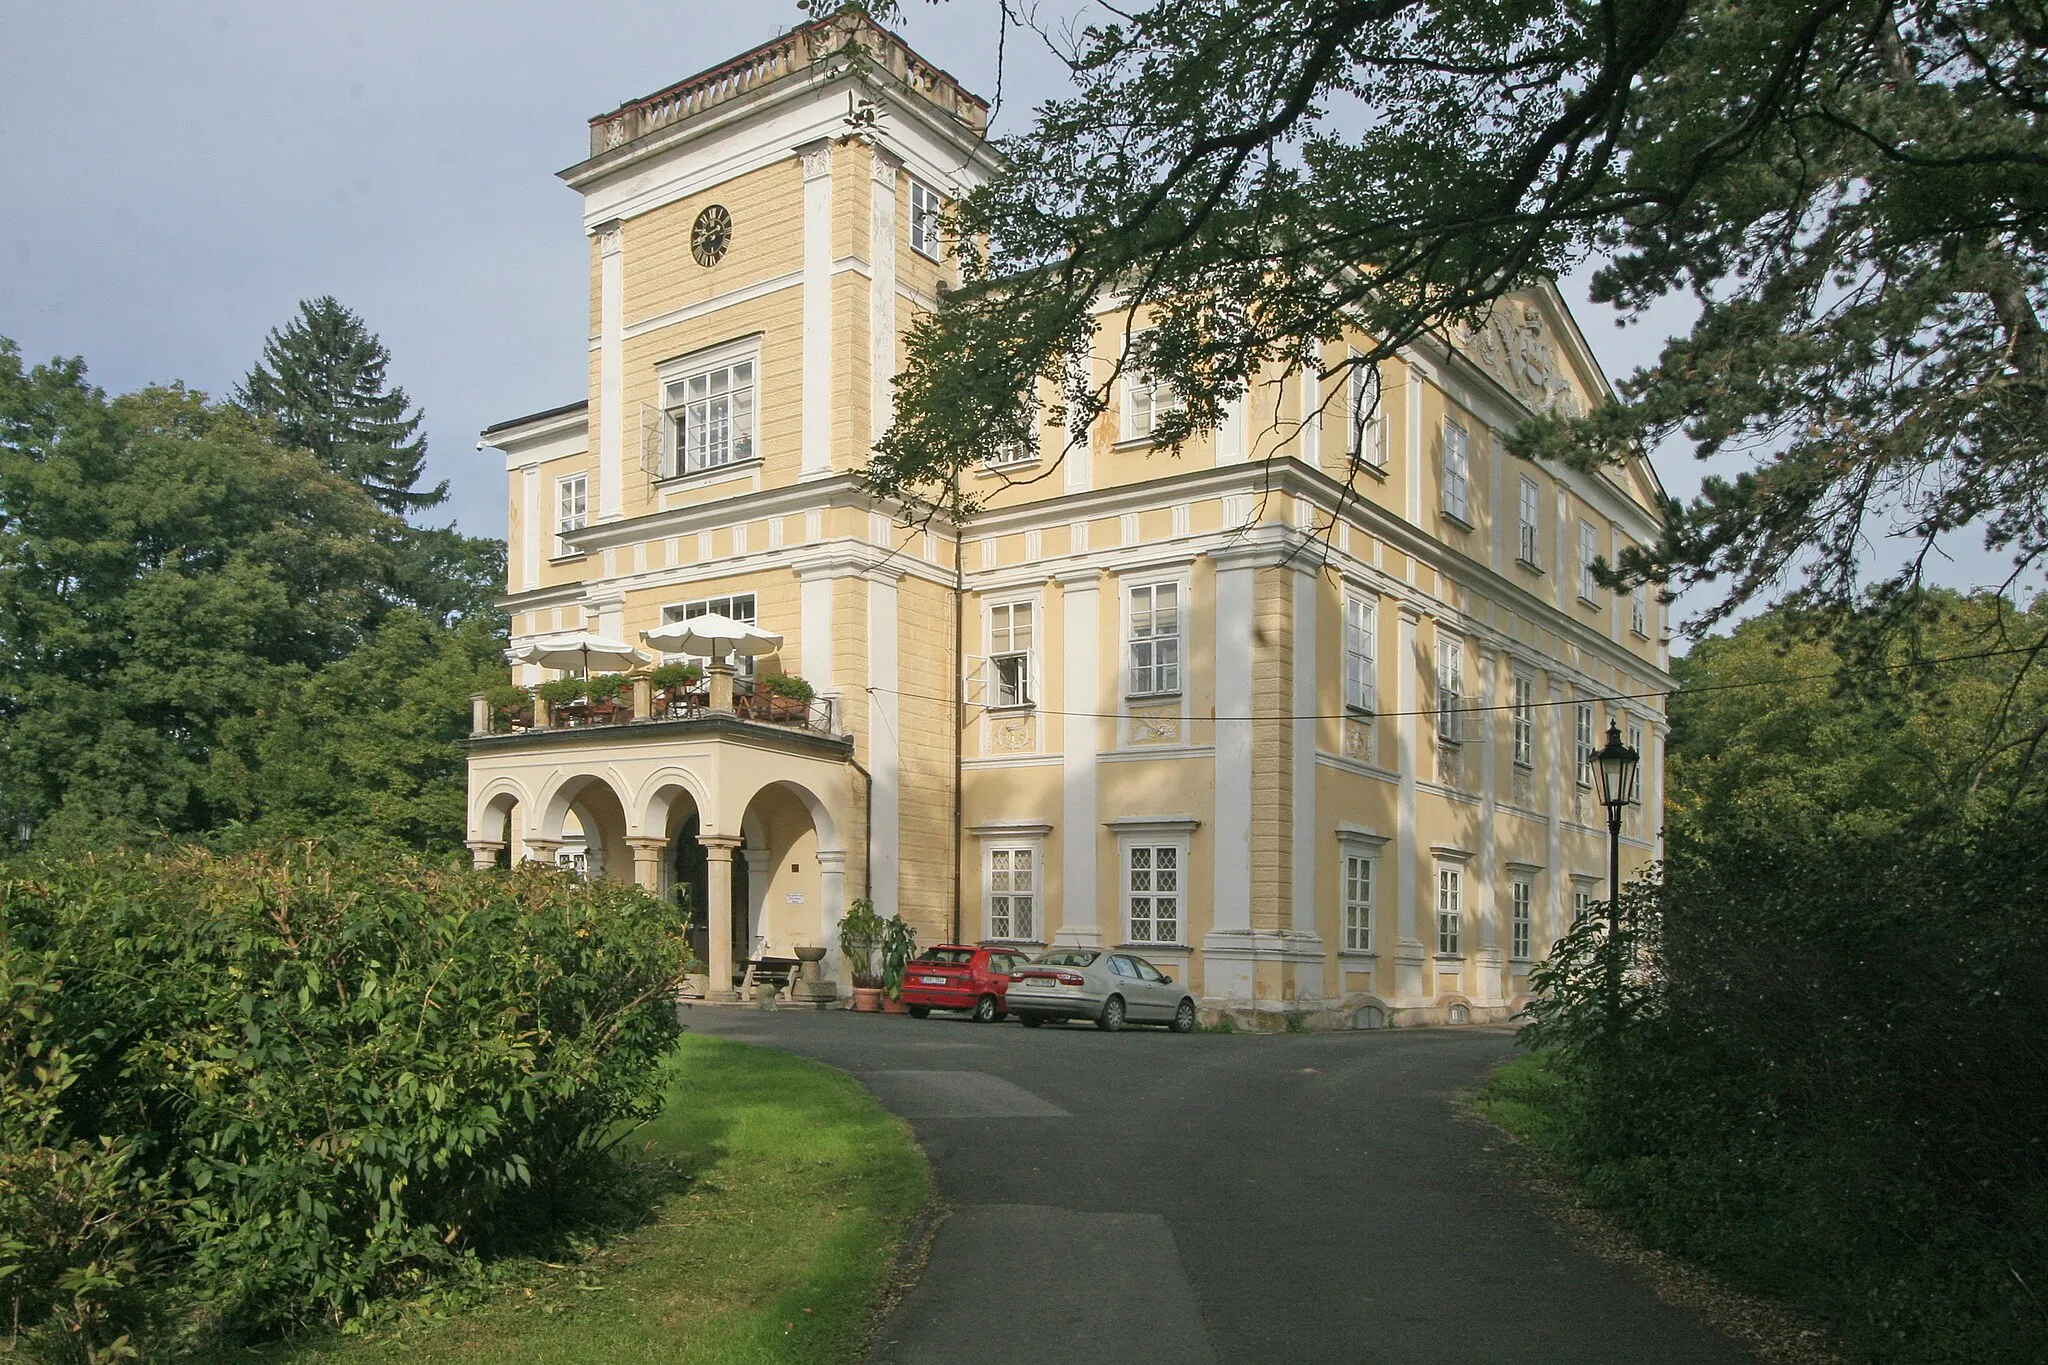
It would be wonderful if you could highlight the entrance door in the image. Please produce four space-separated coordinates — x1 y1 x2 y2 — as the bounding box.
671 815 748 975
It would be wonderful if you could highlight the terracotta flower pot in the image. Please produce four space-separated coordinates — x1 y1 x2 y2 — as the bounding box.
850 986 883 1013
881 994 909 1015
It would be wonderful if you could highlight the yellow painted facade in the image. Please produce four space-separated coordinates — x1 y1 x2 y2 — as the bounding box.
465 11 1670 1024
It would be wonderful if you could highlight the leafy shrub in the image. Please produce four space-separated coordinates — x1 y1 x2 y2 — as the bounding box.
648 662 702 690
837 899 885 990
534 678 585 707
483 683 529 717
583 673 630 703
0 844 687 1352
759 673 814 703
1521 815 2048 1363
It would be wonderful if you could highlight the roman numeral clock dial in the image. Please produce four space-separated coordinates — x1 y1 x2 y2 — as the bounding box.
691 205 732 266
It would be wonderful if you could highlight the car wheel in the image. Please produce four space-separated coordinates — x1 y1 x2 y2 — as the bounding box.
1096 994 1126 1032
907 1006 930 1019
1019 1014 1045 1028
971 994 998 1023
1170 998 1197 1033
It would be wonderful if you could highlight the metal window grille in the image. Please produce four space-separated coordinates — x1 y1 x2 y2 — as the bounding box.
1343 854 1374 952
1127 844 1181 943
988 847 1035 940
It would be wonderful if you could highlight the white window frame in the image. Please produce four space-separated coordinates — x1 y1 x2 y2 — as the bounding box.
663 593 760 678
554 472 588 559
1441 420 1471 524
987 599 1035 710
985 844 1039 942
1576 702 1595 788
1572 881 1597 924
1337 831 1386 954
1511 672 1535 769
1121 331 1182 441
909 180 944 260
1510 877 1534 960
1124 579 1184 698
1631 580 1649 637
1436 631 1464 745
1579 519 1600 603
1121 834 1188 946
1435 863 1463 958
1347 353 1385 470
660 339 760 478
1343 593 1378 715
1517 476 1541 568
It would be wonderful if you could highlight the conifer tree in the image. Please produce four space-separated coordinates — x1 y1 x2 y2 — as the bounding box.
236 297 447 516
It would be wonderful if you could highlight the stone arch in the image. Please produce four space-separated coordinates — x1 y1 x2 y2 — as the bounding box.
534 770 633 883
733 775 848 971
736 776 843 855
633 766 715 843
470 775 530 844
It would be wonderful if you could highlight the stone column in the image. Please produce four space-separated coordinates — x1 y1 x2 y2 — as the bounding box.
631 676 653 722
626 837 667 894
471 693 492 735
467 840 505 869
523 837 562 867
533 695 552 729
707 662 736 713
815 848 848 986
701 835 741 1000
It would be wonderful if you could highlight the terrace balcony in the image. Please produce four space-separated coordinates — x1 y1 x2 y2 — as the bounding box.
466 667 847 751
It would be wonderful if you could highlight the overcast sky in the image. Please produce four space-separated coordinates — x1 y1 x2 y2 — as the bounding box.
2 2 2014 628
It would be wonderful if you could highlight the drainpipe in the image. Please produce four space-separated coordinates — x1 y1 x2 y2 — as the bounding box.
951 490 966 947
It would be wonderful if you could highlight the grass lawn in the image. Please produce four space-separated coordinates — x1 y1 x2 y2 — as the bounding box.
196 1034 932 1365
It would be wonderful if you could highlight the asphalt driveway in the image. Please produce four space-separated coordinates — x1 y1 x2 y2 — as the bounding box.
687 1008 1752 1365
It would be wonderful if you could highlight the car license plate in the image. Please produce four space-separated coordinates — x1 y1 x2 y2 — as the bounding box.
919 975 946 985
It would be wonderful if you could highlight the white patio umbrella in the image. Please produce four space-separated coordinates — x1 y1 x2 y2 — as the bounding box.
641 612 783 663
509 631 651 676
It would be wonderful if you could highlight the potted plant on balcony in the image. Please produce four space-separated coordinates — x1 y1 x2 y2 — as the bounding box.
584 672 630 722
535 677 585 726
486 683 533 731
759 672 815 723
649 661 704 716
839 898 886 1012
880 914 917 1014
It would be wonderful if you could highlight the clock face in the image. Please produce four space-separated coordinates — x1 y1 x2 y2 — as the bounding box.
691 205 732 266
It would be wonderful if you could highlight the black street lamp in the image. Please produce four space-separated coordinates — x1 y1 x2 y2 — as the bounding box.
1592 718 1641 1012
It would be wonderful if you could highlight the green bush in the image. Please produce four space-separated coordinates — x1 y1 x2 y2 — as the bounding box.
582 673 630 703
1520 816 2048 1363
648 662 702 690
759 673 814 703
533 678 585 707
0 845 688 1353
837 899 885 990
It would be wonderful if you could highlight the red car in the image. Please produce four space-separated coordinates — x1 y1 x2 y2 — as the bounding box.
900 944 1033 1022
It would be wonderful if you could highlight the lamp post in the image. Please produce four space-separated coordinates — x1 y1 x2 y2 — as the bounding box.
1592 718 1641 1015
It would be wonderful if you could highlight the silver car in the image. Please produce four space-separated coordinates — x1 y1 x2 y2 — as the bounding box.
1007 948 1198 1032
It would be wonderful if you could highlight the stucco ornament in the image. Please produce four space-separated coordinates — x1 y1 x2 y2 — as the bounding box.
1129 709 1179 744
1344 717 1375 764
992 716 1035 754
1464 304 1580 417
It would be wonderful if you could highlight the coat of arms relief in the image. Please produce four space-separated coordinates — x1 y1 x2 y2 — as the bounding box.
1461 304 1582 417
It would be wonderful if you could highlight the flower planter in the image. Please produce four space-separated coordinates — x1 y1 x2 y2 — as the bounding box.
880 994 909 1015
849 986 883 1013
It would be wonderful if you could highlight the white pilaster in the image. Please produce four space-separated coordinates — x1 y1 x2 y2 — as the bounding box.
1057 569 1101 945
596 222 624 521
799 574 834 690
1476 645 1504 1005
1547 676 1567 948
1405 361 1426 525
519 463 539 591
867 572 900 916
868 146 898 455
1212 558 1255 934
1395 604 1426 1002
1300 356 1321 468
1216 390 1247 465
801 142 834 478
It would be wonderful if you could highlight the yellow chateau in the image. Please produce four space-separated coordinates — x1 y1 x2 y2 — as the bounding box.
464 12 1671 1026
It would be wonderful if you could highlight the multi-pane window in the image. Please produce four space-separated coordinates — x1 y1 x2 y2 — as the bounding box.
1344 595 1377 714
1518 477 1541 566
1342 853 1375 952
1127 583 1181 696
1579 519 1600 602
1123 333 1180 439
1441 421 1471 522
1436 633 1464 744
1576 702 1595 787
1511 879 1533 959
987 846 1035 941
1436 866 1463 956
555 473 588 557
909 180 943 259
1631 581 1649 637
1627 720 1645 793
1347 360 1384 468
665 594 759 675
667 360 755 473
1126 843 1182 943
989 601 1034 708
1573 887 1595 923
1512 673 1535 768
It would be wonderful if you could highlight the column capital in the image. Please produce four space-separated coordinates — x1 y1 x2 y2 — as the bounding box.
699 834 743 853
815 848 849 869
624 836 669 853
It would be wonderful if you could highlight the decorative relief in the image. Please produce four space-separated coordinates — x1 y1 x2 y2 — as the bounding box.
992 716 1037 755
800 143 833 180
1511 767 1533 807
1128 707 1180 745
596 224 622 257
1460 303 1580 417
604 118 627 149
1436 745 1463 788
1343 717 1375 764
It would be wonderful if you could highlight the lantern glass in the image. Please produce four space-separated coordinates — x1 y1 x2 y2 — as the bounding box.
1593 720 1640 810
